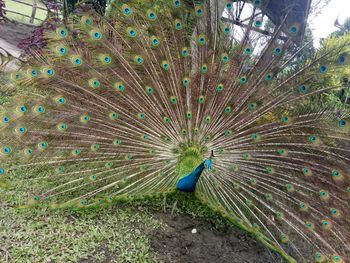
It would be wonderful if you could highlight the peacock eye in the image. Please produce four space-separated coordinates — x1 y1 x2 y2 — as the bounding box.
174 0 181 7
255 20 262 27
240 76 247 84
217 84 224 92
147 10 157 20
181 48 189 57
309 135 316 142
253 0 261 6
338 120 346 127
274 47 282 55
265 74 272 80
174 19 183 30
319 65 327 73
122 4 132 16
299 85 307 93
338 53 347 64
152 38 159 46
195 6 204 17
4 147 11 154
289 26 298 34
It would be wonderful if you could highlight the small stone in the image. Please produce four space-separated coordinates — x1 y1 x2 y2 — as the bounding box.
191 228 197 234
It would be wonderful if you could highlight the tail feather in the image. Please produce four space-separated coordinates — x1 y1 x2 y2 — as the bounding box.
1 1 350 262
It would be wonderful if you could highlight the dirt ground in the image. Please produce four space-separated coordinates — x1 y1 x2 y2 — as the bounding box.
150 213 283 263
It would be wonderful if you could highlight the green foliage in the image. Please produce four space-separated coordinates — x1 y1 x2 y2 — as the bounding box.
331 17 350 37
316 33 350 111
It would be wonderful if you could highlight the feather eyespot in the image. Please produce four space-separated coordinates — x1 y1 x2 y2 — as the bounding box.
265 73 273 81
183 78 190 87
175 20 183 30
221 53 229 63
150 36 160 47
134 55 144 65
198 96 205 104
181 47 189 57
299 85 307 93
2 146 11 155
253 0 262 6
109 112 119 120
147 10 157 21
217 84 224 92
239 76 247 84
3 116 10 123
197 35 206 45
38 141 48 151
289 26 299 35
174 0 181 7
162 61 170 70
338 119 346 127
126 27 137 38
255 20 262 27
30 69 38 77
338 53 348 64
17 105 27 113
58 97 66 104
56 28 68 38
59 47 67 55
122 4 132 15
195 6 204 17
170 96 177 104
226 2 233 10
146 86 154 94
319 65 327 73
114 82 125 92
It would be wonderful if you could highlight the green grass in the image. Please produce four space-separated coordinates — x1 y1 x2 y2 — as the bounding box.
0 173 228 262
0 162 225 262
0 187 163 262
4 0 47 25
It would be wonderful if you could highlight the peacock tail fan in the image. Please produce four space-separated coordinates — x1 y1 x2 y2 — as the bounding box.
0 0 350 262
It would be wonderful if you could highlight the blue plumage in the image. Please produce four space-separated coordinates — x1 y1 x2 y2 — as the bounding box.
177 159 213 192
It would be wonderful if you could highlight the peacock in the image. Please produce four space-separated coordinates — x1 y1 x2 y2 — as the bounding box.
0 0 350 262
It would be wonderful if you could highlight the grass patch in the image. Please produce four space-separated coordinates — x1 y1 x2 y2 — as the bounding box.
0 193 162 262
0 164 226 263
